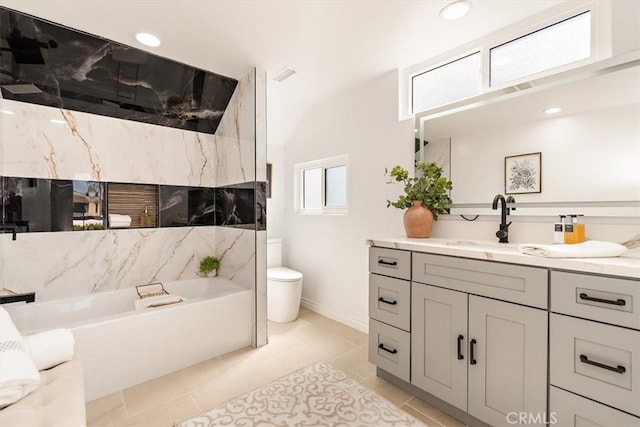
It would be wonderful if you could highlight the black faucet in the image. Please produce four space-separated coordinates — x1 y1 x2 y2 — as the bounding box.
492 194 514 243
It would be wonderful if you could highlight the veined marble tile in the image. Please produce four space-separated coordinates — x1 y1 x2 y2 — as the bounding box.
214 73 256 187
0 227 216 301
0 98 220 186
1 75 255 188
214 227 256 291
255 67 268 182
255 230 268 347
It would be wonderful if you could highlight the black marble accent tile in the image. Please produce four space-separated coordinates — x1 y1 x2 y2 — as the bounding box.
256 181 267 231
159 185 215 227
0 7 237 134
1 176 105 232
51 180 73 231
215 182 256 230
159 186 189 227
187 187 216 226
2 176 264 233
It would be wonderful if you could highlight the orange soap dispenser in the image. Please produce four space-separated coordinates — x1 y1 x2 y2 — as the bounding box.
564 215 578 244
575 214 585 243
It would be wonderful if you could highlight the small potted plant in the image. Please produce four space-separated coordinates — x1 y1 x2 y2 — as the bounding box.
385 161 453 238
199 255 221 277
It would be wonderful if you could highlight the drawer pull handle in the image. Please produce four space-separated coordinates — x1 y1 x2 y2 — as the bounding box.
579 293 626 306
579 354 626 374
457 335 464 360
378 343 398 355
378 259 398 266
469 339 477 365
378 297 397 305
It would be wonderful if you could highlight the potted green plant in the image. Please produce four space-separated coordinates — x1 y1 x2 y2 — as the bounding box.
385 161 453 238
199 255 221 277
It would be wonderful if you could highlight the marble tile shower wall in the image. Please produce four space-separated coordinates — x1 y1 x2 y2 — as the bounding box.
0 73 259 300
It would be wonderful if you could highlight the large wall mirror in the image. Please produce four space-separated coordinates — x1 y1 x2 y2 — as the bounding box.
415 55 640 217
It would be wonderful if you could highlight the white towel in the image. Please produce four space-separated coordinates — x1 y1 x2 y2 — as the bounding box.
108 214 132 228
518 241 628 258
0 307 40 408
23 329 75 371
134 295 185 310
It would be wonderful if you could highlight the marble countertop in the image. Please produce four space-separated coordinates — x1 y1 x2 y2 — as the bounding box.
368 237 640 279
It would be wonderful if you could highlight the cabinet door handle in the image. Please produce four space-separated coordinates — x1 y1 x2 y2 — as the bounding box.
579 293 626 306
378 343 398 355
378 259 398 266
469 339 477 365
378 297 397 305
579 354 626 374
457 335 464 360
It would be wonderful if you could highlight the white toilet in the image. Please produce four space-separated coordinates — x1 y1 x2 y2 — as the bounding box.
267 238 303 323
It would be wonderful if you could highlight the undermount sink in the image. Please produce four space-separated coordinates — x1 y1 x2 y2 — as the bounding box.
424 238 521 251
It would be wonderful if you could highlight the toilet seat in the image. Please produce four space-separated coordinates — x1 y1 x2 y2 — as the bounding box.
267 267 303 282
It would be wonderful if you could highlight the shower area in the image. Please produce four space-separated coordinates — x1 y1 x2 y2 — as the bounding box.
0 6 267 400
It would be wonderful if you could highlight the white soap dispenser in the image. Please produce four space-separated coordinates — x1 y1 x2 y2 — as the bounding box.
553 215 565 244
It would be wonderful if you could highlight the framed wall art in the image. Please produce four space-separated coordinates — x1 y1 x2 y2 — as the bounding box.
505 152 541 194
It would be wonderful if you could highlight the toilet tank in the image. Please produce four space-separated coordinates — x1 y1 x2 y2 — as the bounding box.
267 238 282 268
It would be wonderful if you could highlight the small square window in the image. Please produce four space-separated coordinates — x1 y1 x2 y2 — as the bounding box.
295 155 348 215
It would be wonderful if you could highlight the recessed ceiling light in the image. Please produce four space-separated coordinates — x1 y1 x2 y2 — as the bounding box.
0 109 14 115
544 107 562 114
135 32 161 47
50 119 66 124
440 1 472 21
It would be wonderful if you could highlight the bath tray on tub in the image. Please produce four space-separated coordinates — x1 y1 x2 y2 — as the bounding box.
135 282 184 309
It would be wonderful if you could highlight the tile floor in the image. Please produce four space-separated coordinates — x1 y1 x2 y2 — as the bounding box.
86 307 466 426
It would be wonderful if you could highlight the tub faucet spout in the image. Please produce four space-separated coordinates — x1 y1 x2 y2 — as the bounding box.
492 194 512 243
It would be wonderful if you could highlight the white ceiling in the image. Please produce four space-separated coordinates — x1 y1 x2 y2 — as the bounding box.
0 0 564 114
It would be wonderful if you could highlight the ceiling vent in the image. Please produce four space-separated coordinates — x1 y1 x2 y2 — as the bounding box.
273 67 296 82
502 81 535 94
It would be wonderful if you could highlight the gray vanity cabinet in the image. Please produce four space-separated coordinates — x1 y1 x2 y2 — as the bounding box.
368 247 412 382
411 255 548 427
411 283 468 410
369 241 640 427
549 271 640 426
466 295 547 427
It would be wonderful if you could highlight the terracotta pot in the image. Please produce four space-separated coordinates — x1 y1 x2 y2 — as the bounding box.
403 200 434 238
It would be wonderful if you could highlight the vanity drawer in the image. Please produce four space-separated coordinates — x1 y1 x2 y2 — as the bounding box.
369 247 411 280
550 314 640 416
368 319 410 382
412 253 548 309
551 271 639 330
369 274 410 331
550 386 640 427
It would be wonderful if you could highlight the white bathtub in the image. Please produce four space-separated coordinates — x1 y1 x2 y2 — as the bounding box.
5 278 253 401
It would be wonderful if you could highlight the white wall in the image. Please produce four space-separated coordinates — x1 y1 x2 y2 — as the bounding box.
276 71 412 331
266 72 639 334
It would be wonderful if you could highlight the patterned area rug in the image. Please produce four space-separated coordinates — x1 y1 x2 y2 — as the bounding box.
178 361 425 426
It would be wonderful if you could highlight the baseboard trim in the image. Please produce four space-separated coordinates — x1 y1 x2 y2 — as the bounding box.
300 297 368 334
